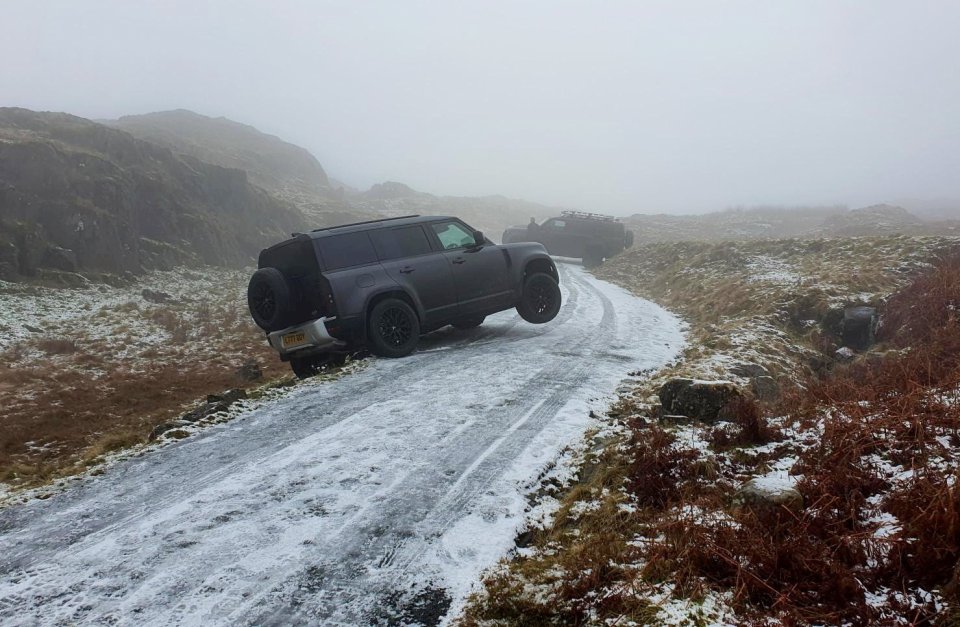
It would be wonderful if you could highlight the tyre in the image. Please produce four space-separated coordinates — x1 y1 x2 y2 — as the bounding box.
516 273 562 324
290 355 323 379
247 267 292 331
367 298 420 357
582 246 603 269
624 230 635 249
452 316 485 330
290 352 348 379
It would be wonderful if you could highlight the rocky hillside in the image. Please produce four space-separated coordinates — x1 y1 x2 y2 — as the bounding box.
108 110 369 225
0 108 306 281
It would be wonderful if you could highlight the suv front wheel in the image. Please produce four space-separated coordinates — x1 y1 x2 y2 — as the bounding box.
517 273 562 324
367 298 421 357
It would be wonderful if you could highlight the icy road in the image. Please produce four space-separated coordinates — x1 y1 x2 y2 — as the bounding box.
0 263 683 625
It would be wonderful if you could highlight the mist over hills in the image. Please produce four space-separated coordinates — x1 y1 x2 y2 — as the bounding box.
2 105 957 283
106 109 559 236
106 110 368 225
346 180 558 238
0 107 566 280
108 110 563 236
625 203 960 243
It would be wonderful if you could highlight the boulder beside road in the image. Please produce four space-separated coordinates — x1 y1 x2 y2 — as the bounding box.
658 378 744 423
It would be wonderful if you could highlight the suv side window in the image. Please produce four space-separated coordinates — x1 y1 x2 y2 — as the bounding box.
371 225 433 260
431 221 476 250
317 232 378 270
545 219 566 229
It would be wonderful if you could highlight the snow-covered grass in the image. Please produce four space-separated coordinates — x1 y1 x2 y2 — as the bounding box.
0 267 303 490
461 238 960 625
594 235 957 385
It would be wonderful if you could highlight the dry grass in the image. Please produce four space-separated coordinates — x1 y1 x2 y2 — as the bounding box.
595 236 958 384
693 254 960 621
0 269 292 489
35 338 79 355
463 241 960 625
708 397 781 450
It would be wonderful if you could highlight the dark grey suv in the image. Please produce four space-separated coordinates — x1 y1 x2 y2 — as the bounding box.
247 215 562 378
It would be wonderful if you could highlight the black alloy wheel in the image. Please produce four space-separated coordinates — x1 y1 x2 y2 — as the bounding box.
516 272 562 324
379 307 413 347
368 298 420 357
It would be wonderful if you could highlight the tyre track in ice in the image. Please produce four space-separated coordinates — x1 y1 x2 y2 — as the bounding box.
250 266 618 623
0 268 582 575
0 264 684 626
0 266 589 621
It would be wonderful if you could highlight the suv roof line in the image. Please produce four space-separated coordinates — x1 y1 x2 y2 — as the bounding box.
310 214 421 233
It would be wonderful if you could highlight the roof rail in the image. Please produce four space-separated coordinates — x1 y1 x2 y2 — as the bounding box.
310 214 421 233
560 210 618 222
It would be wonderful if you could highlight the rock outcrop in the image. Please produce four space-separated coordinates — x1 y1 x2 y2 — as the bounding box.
658 378 744 423
733 477 804 513
0 108 306 278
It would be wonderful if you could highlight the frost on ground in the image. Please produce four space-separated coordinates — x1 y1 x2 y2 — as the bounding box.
0 263 685 626
594 235 957 384
462 237 960 626
0 266 293 489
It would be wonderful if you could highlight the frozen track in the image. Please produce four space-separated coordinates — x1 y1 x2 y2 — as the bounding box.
0 263 683 626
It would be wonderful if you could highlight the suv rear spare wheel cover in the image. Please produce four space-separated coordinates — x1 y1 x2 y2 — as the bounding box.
248 267 292 331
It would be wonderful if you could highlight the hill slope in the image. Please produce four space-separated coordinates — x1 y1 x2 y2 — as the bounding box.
110 110 566 235
108 110 364 224
626 205 960 243
0 108 306 279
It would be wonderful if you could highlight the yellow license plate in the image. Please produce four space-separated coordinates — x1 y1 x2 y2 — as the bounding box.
282 331 307 348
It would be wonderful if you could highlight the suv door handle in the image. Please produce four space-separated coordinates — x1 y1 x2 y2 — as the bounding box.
399 266 415 274
452 257 466 265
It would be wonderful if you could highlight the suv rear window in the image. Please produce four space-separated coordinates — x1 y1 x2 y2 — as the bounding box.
317 232 378 270
371 226 433 260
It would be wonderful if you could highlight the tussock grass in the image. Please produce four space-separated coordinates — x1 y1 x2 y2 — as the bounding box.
35 338 79 355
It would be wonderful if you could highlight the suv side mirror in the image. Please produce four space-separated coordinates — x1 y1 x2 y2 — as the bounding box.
472 230 485 247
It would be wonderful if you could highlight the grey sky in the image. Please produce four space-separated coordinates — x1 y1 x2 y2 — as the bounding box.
4 1 960 214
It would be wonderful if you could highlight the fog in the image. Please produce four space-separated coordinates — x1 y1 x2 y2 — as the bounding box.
4 1 959 214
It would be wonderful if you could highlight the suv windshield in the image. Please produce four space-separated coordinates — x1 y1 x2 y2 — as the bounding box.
431 221 475 250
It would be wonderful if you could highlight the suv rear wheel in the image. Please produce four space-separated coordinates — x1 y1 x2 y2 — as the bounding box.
290 352 348 379
367 298 420 357
517 273 562 324
248 267 292 331
583 246 604 269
